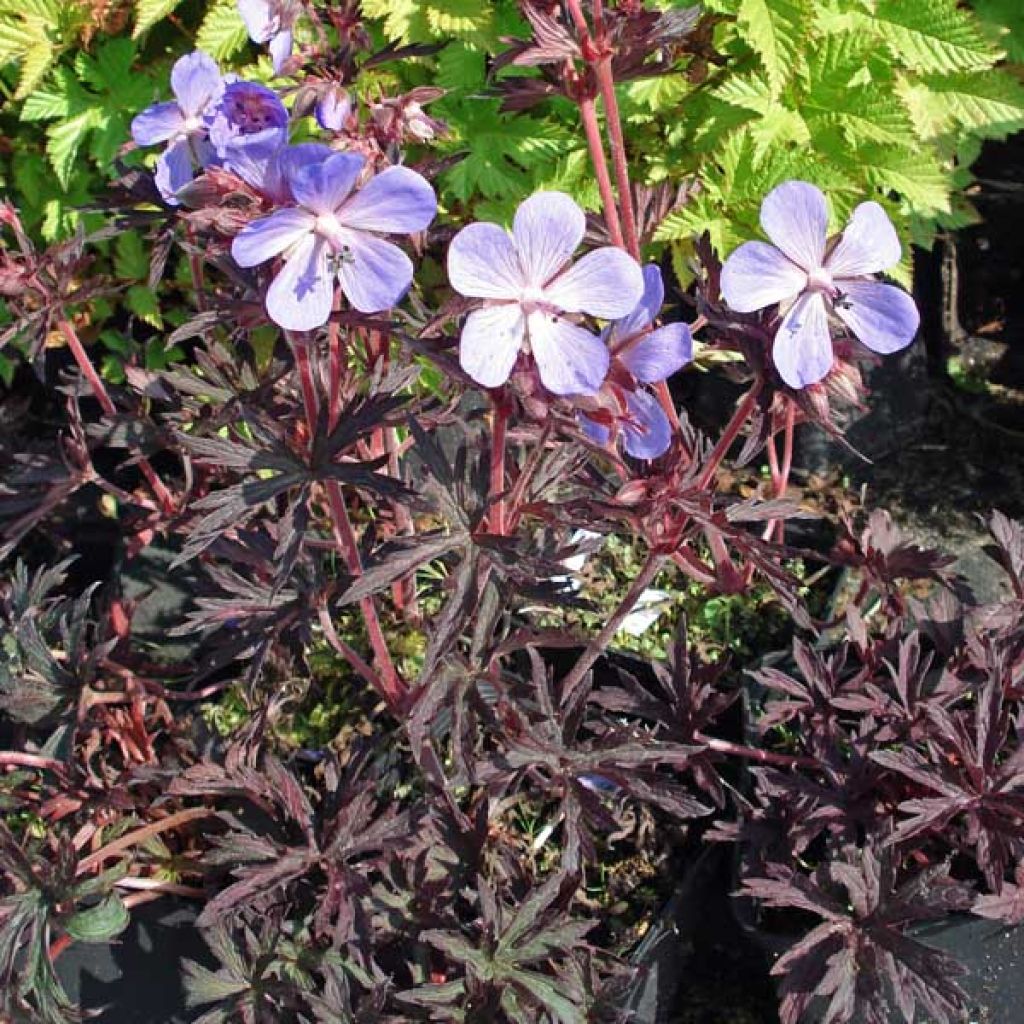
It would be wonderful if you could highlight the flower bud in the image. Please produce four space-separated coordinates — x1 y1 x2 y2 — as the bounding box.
315 85 352 133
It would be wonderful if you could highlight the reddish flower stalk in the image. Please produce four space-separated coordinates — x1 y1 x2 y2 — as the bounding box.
489 393 510 536
594 59 640 260
56 317 176 516
289 332 406 709
696 379 764 490
577 88 625 249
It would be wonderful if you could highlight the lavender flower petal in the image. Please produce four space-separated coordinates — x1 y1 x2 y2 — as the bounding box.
579 414 610 447
170 51 223 119
334 230 413 313
131 102 184 147
760 180 828 273
268 28 293 73
833 279 919 355
613 263 664 341
527 313 609 396
154 137 195 203
773 292 833 388
288 152 365 215
338 166 437 234
265 234 333 331
622 389 671 460
237 0 274 42
447 223 524 300
231 208 314 267
512 191 586 287
620 323 692 384
720 240 806 313
459 305 525 388
544 247 643 320
825 201 901 278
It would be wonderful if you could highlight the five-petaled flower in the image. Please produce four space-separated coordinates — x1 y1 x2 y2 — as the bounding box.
237 0 300 74
720 181 920 389
231 150 437 331
578 265 692 459
131 51 223 204
447 192 643 396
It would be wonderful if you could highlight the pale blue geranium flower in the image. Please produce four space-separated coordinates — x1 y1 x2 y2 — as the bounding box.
231 150 437 331
579 265 692 458
720 181 920 389
447 192 644 396
131 51 224 204
237 0 300 74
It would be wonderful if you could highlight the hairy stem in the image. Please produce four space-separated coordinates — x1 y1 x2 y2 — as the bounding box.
594 57 640 260
489 395 509 535
697 733 816 771
577 91 625 249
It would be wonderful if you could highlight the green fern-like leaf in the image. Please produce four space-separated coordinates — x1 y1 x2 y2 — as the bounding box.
134 0 184 38
196 0 250 61
898 69 1024 142
0 0 87 99
819 0 999 75
735 0 809 96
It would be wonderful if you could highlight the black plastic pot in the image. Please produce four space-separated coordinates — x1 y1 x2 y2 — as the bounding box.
54 898 214 1024
732 903 1024 1024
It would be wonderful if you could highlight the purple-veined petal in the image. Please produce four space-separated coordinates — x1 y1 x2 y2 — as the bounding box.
720 240 806 313
447 222 523 300
231 208 314 267
620 322 692 383
334 229 413 313
773 292 834 389
238 0 274 42
269 28 293 74
132 102 185 147
263 142 333 202
579 413 611 447
760 180 828 273
459 304 525 389
337 166 436 234
154 137 194 204
170 51 223 119
527 312 609 396
544 247 643 320
265 234 333 331
833 279 919 355
613 262 665 342
512 191 586 288
623 389 672 460
825 201 901 278
289 151 365 215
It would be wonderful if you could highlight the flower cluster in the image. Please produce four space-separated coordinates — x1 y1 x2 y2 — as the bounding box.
133 49 437 330
720 181 920 389
135 54 917 450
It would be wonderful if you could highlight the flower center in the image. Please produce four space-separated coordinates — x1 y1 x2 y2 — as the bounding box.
314 213 348 253
805 266 835 295
519 285 556 317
